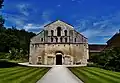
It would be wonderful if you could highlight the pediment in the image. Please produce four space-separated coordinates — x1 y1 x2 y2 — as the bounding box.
44 20 74 30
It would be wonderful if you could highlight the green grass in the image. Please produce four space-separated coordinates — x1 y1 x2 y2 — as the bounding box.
69 67 120 83
0 66 50 83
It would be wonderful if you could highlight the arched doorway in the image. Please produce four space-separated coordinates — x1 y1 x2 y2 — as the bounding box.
55 51 63 65
56 54 62 65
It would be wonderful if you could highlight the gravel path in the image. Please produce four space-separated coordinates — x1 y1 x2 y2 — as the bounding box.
37 65 83 83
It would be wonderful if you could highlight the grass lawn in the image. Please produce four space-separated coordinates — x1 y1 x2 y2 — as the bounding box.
0 66 50 83
69 67 120 83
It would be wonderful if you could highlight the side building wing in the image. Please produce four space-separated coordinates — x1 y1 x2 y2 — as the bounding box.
30 30 45 44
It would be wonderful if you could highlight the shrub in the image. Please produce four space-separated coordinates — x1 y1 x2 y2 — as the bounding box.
91 47 120 71
0 59 20 68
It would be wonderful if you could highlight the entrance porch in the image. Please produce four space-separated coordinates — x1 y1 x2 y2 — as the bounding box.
44 52 73 65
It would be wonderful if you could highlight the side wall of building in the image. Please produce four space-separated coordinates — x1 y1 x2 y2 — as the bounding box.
29 43 45 64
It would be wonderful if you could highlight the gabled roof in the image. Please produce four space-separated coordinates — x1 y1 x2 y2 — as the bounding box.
30 30 44 40
89 44 107 52
44 20 87 39
73 30 88 39
44 20 74 28
107 32 120 44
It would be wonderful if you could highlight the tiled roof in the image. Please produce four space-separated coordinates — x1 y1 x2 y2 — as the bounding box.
107 33 120 44
89 44 107 52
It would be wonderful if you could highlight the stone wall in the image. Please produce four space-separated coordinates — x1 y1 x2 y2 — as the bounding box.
29 43 88 65
29 20 89 65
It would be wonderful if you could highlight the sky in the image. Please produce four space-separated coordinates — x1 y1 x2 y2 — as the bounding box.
1 0 120 44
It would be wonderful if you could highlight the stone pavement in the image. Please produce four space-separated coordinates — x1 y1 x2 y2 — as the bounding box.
37 65 83 83
18 62 86 67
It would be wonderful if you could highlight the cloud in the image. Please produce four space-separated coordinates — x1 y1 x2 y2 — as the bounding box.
41 10 53 21
71 0 84 3
3 9 52 32
23 21 51 33
104 37 110 41
17 4 30 16
73 12 120 43
3 12 27 27
57 5 61 7
76 13 120 37
82 29 100 38
72 0 75 1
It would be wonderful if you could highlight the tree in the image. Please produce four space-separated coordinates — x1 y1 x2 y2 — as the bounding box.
91 47 120 71
0 15 4 28
0 26 36 61
0 0 37 61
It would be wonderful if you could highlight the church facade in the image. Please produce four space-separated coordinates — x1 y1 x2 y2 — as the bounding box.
29 20 89 65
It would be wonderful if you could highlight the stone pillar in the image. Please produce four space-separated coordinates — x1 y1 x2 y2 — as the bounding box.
55 30 57 36
44 53 47 65
53 57 55 65
71 56 73 65
86 44 89 59
58 37 60 43
62 55 64 65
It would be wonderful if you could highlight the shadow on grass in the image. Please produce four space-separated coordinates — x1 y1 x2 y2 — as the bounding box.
0 60 22 68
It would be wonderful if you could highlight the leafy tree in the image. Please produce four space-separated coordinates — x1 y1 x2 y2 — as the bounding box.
0 15 5 28
91 47 120 71
0 26 36 61
0 0 36 61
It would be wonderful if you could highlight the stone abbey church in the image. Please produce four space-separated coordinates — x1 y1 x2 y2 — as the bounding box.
29 20 89 65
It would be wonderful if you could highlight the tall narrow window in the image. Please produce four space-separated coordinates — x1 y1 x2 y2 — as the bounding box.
65 38 67 42
57 27 61 36
56 38 58 42
64 30 67 36
60 37 62 42
75 38 76 42
51 30 54 36
41 38 43 42
45 30 48 36
51 38 53 42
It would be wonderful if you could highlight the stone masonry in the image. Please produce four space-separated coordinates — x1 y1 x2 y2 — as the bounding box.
29 20 89 65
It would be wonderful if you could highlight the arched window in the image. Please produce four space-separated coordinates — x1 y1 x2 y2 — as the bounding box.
65 38 67 42
75 38 76 42
51 38 53 42
51 30 54 36
57 27 61 36
56 38 58 42
64 30 67 36
60 37 62 42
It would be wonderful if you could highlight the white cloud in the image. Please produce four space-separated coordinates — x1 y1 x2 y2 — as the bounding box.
82 29 100 38
41 10 53 21
72 0 75 1
23 21 51 32
3 12 27 27
57 5 61 7
17 4 30 16
74 12 120 39
77 0 82 3
71 0 84 3
3 11 52 32
21 10 53 32
104 37 110 41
